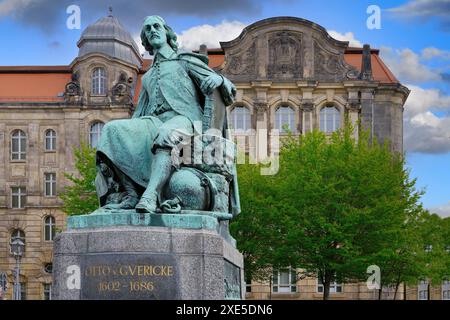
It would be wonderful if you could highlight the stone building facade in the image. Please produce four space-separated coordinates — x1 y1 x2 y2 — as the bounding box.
0 15 444 300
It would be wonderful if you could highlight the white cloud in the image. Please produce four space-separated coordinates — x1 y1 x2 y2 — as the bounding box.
429 201 450 218
421 47 450 60
404 84 450 117
404 84 450 153
327 30 362 47
380 47 442 83
176 20 246 51
0 0 34 17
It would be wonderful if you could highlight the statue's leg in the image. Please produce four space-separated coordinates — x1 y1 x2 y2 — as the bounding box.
135 148 172 213
136 115 193 213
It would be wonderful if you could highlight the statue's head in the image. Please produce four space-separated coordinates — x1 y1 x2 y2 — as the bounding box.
140 15 178 55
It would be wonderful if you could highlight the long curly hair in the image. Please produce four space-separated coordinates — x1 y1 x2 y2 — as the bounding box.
140 16 178 55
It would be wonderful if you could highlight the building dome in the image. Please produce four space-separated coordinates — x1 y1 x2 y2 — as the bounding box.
77 14 142 67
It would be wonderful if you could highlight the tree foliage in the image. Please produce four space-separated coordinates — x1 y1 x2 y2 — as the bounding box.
231 123 429 299
59 142 98 215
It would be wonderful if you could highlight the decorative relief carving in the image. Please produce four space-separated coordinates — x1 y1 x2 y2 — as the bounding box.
64 72 82 104
313 41 359 81
268 32 302 79
347 99 361 111
112 72 133 104
253 101 268 121
301 101 314 112
224 42 256 77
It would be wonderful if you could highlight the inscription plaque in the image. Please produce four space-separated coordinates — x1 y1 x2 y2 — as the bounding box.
80 254 180 300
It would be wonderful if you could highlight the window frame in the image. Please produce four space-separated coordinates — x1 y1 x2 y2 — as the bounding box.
91 67 107 95
11 186 26 209
275 105 296 134
317 279 343 294
10 229 26 254
89 121 105 148
11 129 27 161
44 129 57 152
44 216 56 241
442 279 450 300
44 173 57 197
418 280 428 300
43 283 52 300
272 267 297 293
319 105 341 133
230 106 251 133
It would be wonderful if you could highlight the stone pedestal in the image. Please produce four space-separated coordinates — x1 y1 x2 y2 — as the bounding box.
52 223 244 300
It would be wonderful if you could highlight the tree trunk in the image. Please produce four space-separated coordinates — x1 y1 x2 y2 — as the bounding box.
394 274 401 300
378 284 383 300
394 282 400 300
323 280 331 300
322 271 331 300
403 283 407 300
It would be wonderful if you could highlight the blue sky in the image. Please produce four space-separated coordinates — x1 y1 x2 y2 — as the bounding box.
0 0 449 216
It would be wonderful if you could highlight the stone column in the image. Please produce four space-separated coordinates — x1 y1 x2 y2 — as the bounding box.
301 101 314 134
253 101 269 162
347 99 361 141
360 89 374 141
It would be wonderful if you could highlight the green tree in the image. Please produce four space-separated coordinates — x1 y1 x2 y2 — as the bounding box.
231 123 424 299
59 142 98 215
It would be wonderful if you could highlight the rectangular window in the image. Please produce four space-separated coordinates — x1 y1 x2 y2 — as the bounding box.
43 283 52 300
11 187 26 209
21 282 26 300
272 268 297 293
443 280 450 300
44 173 56 197
418 280 428 300
317 279 343 293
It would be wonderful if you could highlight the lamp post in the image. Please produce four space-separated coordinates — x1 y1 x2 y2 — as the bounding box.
10 235 25 300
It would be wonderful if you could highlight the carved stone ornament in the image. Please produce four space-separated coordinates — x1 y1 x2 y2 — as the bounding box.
224 42 256 77
301 101 314 112
64 71 82 103
253 101 268 114
112 73 132 104
268 31 302 79
314 41 359 81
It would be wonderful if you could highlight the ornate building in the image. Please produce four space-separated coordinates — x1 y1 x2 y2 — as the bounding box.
1 15 442 300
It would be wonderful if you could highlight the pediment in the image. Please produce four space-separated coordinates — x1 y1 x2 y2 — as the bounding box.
219 17 359 82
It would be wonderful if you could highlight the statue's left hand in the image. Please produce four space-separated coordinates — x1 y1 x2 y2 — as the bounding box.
200 74 224 95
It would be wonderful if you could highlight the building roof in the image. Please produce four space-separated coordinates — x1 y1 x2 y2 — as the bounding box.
0 47 399 103
77 15 142 67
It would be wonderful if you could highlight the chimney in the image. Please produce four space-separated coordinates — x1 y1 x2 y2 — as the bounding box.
199 44 208 56
359 44 373 81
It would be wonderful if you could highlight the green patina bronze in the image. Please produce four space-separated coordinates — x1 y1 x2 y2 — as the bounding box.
68 15 240 239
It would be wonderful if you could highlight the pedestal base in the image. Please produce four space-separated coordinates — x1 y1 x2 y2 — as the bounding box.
52 226 244 300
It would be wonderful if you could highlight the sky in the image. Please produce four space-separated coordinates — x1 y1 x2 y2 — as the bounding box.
0 0 449 217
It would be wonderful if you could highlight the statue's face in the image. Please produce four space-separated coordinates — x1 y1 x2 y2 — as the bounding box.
143 17 167 49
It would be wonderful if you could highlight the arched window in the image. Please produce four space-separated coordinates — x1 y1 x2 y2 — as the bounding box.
275 106 296 133
91 67 107 95
11 130 27 160
320 106 340 133
89 121 104 148
10 229 25 254
44 216 56 241
45 129 56 151
230 106 251 132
